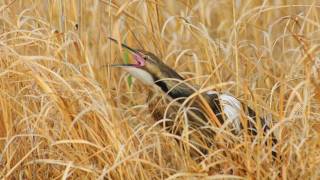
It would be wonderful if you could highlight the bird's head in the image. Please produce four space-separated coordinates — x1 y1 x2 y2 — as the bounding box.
109 37 185 94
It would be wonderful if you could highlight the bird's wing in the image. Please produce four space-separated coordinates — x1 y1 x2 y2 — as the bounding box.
207 91 278 157
206 90 274 134
206 91 242 133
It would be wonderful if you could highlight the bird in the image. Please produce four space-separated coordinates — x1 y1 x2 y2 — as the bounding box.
109 37 277 157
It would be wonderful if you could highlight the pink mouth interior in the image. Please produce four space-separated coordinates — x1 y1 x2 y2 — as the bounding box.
133 53 145 67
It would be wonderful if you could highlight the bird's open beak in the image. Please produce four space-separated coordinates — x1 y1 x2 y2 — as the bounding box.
109 37 145 68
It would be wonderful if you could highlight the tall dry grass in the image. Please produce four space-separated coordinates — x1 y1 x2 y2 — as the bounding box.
0 0 320 179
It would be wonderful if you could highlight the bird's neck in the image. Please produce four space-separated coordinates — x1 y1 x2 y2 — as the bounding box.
149 65 199 101
154 77 196 101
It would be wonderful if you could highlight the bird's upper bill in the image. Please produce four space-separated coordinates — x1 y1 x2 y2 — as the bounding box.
109 37 145 68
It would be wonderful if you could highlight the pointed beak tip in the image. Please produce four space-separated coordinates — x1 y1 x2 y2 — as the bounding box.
108 37 138 54
108 37 116 42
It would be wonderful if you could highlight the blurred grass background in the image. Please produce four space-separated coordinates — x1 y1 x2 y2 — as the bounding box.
0 0 320 179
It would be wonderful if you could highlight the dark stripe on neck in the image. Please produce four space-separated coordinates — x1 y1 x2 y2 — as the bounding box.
168 90 191 99
154 78 194 100
155 80 168 92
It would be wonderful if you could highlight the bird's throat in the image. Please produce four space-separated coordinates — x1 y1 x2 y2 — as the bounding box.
122 67 155 86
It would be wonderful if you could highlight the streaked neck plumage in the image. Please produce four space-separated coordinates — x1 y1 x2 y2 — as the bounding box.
152 68 195 100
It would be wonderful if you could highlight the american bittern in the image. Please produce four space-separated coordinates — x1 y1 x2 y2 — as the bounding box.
109 37 277 157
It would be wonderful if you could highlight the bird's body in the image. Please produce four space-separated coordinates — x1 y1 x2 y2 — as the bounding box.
110 37 277 156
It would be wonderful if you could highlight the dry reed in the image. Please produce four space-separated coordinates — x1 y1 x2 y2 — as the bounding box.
0 0 320 179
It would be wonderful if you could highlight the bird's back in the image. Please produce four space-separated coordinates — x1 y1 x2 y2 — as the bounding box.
147 89 277 156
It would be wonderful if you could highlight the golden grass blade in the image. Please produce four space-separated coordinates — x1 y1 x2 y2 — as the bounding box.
1 0 320 179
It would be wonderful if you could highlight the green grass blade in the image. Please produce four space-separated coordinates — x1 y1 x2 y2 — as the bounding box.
122 41 133 87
